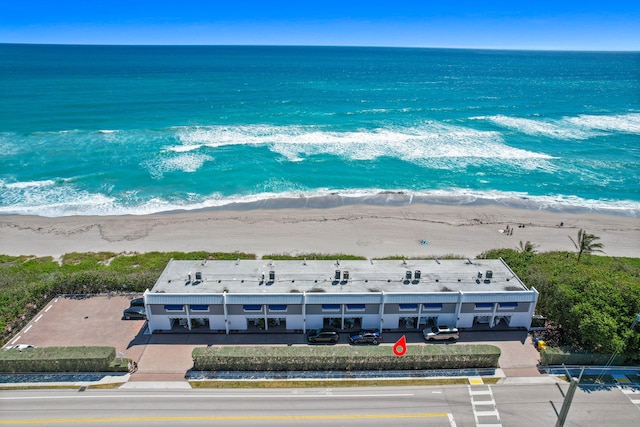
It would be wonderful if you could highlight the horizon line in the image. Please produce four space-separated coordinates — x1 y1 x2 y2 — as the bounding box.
1 42 638 53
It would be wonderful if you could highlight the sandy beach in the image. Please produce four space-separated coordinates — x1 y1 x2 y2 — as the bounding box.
0 205 638 259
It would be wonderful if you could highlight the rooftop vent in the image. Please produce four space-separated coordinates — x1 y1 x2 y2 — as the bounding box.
195 272 202 281
414 270 421 279
335 270 341 280
343 271 350 281
406 270 412 280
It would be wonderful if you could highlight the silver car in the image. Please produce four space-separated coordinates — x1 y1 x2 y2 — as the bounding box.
423 325 459 341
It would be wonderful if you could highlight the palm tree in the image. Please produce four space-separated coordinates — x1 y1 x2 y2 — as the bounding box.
517 240 538 254
569 229 605 263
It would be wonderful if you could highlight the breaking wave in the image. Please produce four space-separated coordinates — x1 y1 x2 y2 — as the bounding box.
478 112 640 139
168 122 553 163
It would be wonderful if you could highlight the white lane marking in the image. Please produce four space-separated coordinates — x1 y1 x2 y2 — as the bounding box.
24 325 32 333
10 335 21 344
0 393 415 401
34 314 43 322
45 305 53 312
469 390 492 395
475 410 500 417
472 400 495 406
448 413 457 427
432 391 442 394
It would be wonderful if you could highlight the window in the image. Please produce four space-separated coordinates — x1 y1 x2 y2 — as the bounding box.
399 304 418 311
190 305 209 311
475 303 494 310
322 304 340 312
423 303 442 311
268 305 287 312
499 302 518 309
346 304 365 312
164 305 184 312
243 305 263 312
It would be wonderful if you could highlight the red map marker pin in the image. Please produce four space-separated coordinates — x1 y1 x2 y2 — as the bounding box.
393 335 407 357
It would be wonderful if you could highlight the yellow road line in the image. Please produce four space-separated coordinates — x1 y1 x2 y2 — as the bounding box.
1 412 449 424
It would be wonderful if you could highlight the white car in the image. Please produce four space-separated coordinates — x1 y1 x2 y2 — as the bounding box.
423 326 460 341
7 344 36 351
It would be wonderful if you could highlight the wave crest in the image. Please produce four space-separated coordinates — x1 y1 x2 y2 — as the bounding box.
480 112 640 139
168 123 552 163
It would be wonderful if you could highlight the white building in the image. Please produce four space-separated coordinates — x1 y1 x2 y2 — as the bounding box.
143 258 538 333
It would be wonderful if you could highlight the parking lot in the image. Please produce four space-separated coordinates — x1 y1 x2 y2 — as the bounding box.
5 295 542 381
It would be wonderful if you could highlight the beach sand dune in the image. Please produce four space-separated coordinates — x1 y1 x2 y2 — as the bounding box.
0 205 638 259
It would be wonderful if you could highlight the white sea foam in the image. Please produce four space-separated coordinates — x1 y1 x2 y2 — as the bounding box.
480 112 640 139
165 144 203 153
171 123 553 164
0 183 117 217
143 152 214 179
3 179 56 189
564 113 640 134
480 115 596 139
2 184 638 217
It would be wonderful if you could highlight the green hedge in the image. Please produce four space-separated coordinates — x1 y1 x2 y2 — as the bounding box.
0 346 128 373
192 345 500 371
540 346 626 366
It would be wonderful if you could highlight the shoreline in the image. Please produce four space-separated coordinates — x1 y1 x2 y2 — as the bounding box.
2 190 639 219
0 204 638 259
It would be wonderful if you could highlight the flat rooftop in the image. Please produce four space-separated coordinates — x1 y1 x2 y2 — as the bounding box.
150 259 527 294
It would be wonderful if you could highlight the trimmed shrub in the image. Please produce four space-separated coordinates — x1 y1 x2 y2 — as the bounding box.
0 346 127 373
192 345 500 371
540 346 626 366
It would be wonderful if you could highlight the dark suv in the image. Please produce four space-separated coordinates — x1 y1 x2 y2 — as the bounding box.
307 329 339 343
349 330 382 345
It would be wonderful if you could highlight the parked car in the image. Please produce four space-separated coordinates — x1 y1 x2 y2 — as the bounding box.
6 344 36 351
307 329 339 343
423 325 459 341
349 329 382 345
129 297 144 307
123 306 146 320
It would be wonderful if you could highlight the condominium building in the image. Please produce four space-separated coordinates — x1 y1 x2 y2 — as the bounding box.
143 258 538 333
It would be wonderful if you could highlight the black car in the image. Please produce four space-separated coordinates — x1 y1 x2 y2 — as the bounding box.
349 330 382 345
129 297 144 307
306 329 339 343
123 306 146 320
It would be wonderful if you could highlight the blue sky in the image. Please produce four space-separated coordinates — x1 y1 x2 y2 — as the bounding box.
1 1 638 50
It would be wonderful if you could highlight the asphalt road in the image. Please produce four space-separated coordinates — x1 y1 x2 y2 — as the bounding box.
1 383 639 426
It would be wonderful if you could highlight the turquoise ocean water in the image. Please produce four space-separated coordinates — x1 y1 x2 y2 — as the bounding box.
0 44 639 217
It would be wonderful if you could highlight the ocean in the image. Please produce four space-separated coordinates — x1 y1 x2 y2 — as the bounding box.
0 44 639 217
